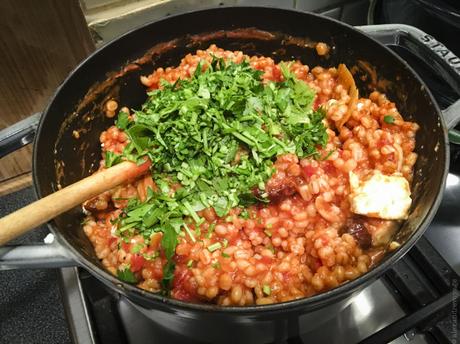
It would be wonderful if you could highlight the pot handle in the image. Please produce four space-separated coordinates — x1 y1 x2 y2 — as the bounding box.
0 239 77 270
0 112 41 158
357 24 460 143
0 113 76 269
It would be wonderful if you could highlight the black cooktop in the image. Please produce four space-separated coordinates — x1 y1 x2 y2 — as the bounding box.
0 188 71 344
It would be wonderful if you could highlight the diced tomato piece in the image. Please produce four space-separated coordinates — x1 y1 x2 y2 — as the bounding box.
302 165 317 178
282 272 292 282
130 254 145 272
175 254 189 265
121 242 131 252
377 138 390 148
173 267 190 288
148 82 159 90
260 256 273 265
172 267 198 302
173 288 195 302
323 161 336 174
272 65 282 82
313 97 321 110
108 237 118 247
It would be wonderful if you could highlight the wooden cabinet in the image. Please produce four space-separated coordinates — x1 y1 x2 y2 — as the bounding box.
0 0 95 195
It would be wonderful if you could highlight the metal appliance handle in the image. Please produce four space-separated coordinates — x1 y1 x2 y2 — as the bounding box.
0 112 77 269
0 112 41 158
357 24 460 142
0 241 77 270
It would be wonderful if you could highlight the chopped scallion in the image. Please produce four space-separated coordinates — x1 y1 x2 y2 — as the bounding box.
207 242 222 252
263 284 271 296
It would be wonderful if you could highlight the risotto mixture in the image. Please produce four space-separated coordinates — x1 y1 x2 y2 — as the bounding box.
82 45 419 306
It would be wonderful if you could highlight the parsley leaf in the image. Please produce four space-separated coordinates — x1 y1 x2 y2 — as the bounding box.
384 115 395 124
116 111 130 130
117 266 138 283
105 151 122 168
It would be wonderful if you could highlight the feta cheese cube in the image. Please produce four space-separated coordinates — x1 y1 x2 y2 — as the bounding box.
349 171 412 220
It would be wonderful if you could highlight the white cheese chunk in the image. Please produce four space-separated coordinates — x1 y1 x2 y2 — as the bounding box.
349 171 412 220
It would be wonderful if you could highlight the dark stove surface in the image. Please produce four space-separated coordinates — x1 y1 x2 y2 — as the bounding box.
0 188 71 344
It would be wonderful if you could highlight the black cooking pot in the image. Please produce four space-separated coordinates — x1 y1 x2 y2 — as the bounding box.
1 7 460 343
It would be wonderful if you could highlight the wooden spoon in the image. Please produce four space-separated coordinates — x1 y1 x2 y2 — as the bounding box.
0 160 150 246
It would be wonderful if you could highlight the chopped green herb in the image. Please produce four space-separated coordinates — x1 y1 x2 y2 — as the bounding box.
183 223 196 243
117 267 138 283
187 259 194 268
222 238 228 248
320 149 335 161
142 251 159 261
263 284 271 296
113 57 327 292
105 151 123 168
266 223 273 229
116 111 130 130
212 261 221 269
222 252 230 258
264 229 272 237
131 243 144 254
160 224 178 292
207 223 216 239
240 209 250 219
207 242 222 252
384 115 395 124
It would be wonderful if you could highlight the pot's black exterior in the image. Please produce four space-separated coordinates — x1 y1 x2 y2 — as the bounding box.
32 7 448 342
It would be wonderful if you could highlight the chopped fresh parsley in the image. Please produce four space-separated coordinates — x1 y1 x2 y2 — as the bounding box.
105 151 122 168
240 209 250 219
263 284 271 296
116 111 130 130
131 243 144 254
142 251 159 260
113 57 328 293
117 266 138 283
384 115 395 124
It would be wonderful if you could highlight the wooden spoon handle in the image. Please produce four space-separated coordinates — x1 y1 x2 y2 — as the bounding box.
0 161 150 246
